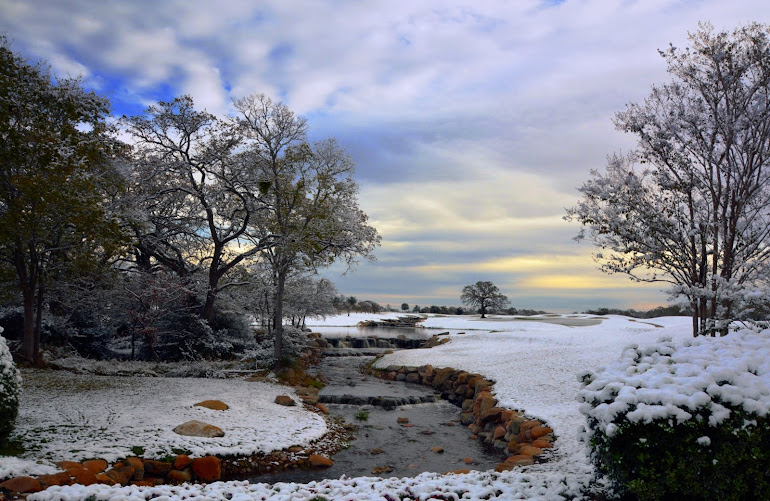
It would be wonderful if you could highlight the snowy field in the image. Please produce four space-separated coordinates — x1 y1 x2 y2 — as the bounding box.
5 312 701 500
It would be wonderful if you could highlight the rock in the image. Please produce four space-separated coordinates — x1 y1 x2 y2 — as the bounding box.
105 465 135 485
315 403 330 414
493 425 507 440
371 465 393 474
125 457 145 480
95 473 118 485
481 407 505 422
385 365 402 373
288 446 304 453
478 396 498 416
295 387 320 405
0 476 42 493
143 459 173 477
194 399 229 411
275 395 296 406
131 479 164 487
401 423 415 427
446 469 470 475
420 429 434 435
405 373 420 384
396 417 409 423
192 456 222 481
308 454 334 467
38 471 75 488
504 455 535 467
370 448 384 455
520 420 542 432
395 373 406 381
55 460 83 470
69 468 98 486
495 462 515 472
530 426 553 439
430 446 444 453
463 457 474 464
173 420 225 437
173 454 192 470
518 445 544 457
432 367 455 387
532 439 554 449
82 459 108 474
167 468 193 483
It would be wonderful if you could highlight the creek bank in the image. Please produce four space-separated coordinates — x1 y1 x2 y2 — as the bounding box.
368 362 556 472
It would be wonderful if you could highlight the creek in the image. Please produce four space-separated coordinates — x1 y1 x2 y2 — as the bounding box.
250 328 503 483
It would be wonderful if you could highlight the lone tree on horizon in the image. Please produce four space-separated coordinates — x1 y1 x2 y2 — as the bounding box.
461 281 509 318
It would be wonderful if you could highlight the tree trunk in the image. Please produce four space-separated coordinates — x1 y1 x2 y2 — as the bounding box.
202 268 219 322
21 286 36 363
273 269 287 365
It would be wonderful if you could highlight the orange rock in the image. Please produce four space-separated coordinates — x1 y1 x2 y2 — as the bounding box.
530 426 553 439
274 395 296 406
0 476 42 493
531 439 553 449
396 417 409 423
315 403 330 414
143 459 172 477
38 471 76 488
69 469 98 486
494 462 515 472
55 460 84 470
194 399 229 411
504 455 535 467
167 469 193 483
520 420 542 432
493 426 506 440
173 420 225 438
82 459 108 474
480 407 504 422
95 473 117 485
478 396 498 416
192 456 222 481
446 469 470 475
105 465 135 485
173 455 192 470
430 446 444 453
463 457 474 464
125 457 145 480
518 445 544 457
308 454 334 467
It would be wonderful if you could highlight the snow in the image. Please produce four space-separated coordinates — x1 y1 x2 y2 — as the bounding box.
3 370 326 466
1 312 732 500
578 327 770 435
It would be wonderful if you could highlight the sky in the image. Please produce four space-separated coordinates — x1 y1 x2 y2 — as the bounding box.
2 0 769 313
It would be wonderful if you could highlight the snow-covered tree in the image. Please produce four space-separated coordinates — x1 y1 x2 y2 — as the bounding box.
235 94 380 364
0 38 127 363
123 96 276 322
460 281 509 318
566 23 770 336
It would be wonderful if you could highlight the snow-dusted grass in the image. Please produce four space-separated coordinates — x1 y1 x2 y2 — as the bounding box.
4 312 713 500
4 370 326 466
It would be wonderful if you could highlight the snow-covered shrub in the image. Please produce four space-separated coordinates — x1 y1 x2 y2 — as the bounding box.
0 329 21 444
578 330 770 500
253 326 310 368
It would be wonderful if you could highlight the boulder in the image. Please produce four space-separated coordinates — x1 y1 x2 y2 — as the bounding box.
192 456 222 482
430 446 445 453
530 426 553 439
308 454 334 467
504 455 535 467
446 469 470 475
274 395 296 406
167 468 193 483
173 420 225 437
532 439 553 449
104 465 135 485
143 459 173 477
173 454 192 470
55 460 83 470
95 473 118 485
405 373 420 384
69 468 98 486
82 459 108 474
0 476 42 493
125 457 145 480
194 400 229 411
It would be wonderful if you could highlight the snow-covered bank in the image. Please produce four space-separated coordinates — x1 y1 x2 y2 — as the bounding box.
5 371 326 467
6 313 699 499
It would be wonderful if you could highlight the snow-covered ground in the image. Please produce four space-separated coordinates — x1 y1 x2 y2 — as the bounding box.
4 313 700 500
4 372 326 468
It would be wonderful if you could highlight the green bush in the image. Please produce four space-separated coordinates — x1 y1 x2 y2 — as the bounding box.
585 406 770 500
0 330 21 444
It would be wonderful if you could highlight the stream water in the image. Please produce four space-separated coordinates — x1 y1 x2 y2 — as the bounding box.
250 330 503 483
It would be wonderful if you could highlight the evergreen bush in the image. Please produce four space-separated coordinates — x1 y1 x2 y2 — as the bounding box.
578 331 770 500
0 329 21 444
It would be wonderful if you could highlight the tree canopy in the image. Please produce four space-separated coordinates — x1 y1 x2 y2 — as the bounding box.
460 281 509 318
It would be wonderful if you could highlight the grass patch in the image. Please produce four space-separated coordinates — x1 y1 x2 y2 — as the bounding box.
355 410 369 421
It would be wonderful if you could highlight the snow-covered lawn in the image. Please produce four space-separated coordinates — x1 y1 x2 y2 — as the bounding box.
4 313 704 499
2 371 326 473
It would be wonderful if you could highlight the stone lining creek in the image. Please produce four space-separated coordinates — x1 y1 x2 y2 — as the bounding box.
250 328 506 483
